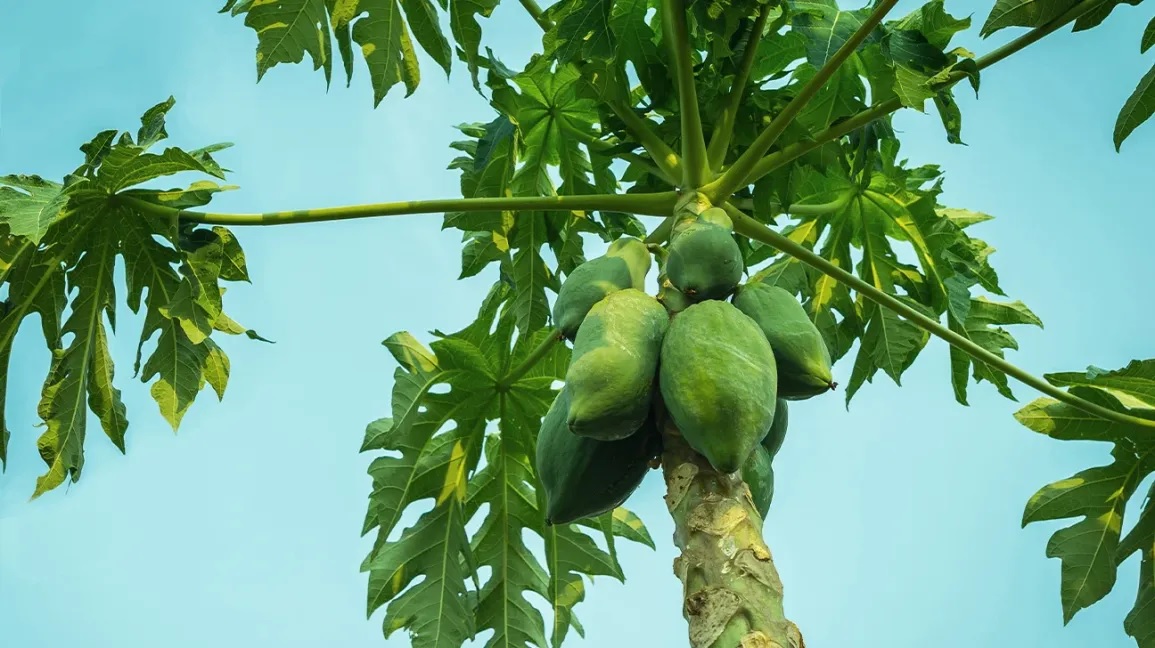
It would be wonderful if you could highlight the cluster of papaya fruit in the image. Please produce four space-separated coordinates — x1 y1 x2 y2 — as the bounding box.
535 207 835 525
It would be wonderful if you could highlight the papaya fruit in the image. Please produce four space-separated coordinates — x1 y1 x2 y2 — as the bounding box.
665 219 745 301
552 237 652 340
536 387 661 525
731 282 835 400
740 445 775 520
761 398 789 459
658 300 778 473
566 288 669 440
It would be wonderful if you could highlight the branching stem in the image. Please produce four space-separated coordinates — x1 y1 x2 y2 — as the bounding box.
705 0 899 203
741 0 1112 187
661 0 710 187
733 192 853 218
705 8 771 171
497 330 563 390
606 100 684 184
517 0 553 31
722 202 1155 431
515 0 683 185
559 120 674 184
120 192 680 226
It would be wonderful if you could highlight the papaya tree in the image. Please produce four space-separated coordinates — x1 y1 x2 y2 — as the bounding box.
2 0 1154 646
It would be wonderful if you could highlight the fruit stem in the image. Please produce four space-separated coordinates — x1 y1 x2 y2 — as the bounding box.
659 418 803 648
723 202 1155 432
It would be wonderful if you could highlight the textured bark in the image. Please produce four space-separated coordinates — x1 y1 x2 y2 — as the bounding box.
659 416 804 648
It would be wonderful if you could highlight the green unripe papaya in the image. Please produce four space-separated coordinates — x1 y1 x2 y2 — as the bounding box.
566 288 669 440
740 445 775 520
665 220 745 301
536 387 661 525
552 237 652 340
658 300 778 473
731 282 835 400
761 398 789 458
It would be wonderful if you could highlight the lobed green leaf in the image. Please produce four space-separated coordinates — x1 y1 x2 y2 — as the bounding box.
1015 366 1155 643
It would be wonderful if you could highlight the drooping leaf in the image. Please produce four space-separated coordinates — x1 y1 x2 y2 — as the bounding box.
1071 0 1143 32
1015 370 1155 644
1046 361 1155 408
980 0 1080 37
1115 62 1155 151
948 296 1043 404
221 0 478 102
0 98 257 496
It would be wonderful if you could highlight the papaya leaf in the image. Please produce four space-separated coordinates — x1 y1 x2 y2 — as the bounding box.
222 0 495 100
980 0 1081 37
894 0 971 50
609 0 662 73
454 57 613 333
747 156 1033 406
1071 0 1143 31
445 117 518 275
1015 370 1155 644
790 0 884 67
793 62 867 132
1023 444 1154 623
0 98 257 497
363 285 652 648
509 216 556 334
1046 361 1155 409
752 30 809 80
1118 480 1155 648
948 296 1043 404
873 1 972 112
0 175 76 244
549 0 616 64
1114 62 1155 152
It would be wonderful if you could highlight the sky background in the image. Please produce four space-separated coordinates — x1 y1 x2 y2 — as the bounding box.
1 1 1153 647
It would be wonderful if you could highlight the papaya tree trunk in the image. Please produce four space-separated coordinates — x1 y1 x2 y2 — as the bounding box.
659 417 804 648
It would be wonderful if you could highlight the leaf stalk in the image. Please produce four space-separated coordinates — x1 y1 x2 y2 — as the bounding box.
661 0 711 188
517 0 553 31
705 7 772 171
605 100 685 185
741 0 1113 187
122 192 680 226
705 0 899 203
722 202 1155 431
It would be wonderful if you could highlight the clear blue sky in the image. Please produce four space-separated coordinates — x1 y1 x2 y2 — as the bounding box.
1 1 1152 646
